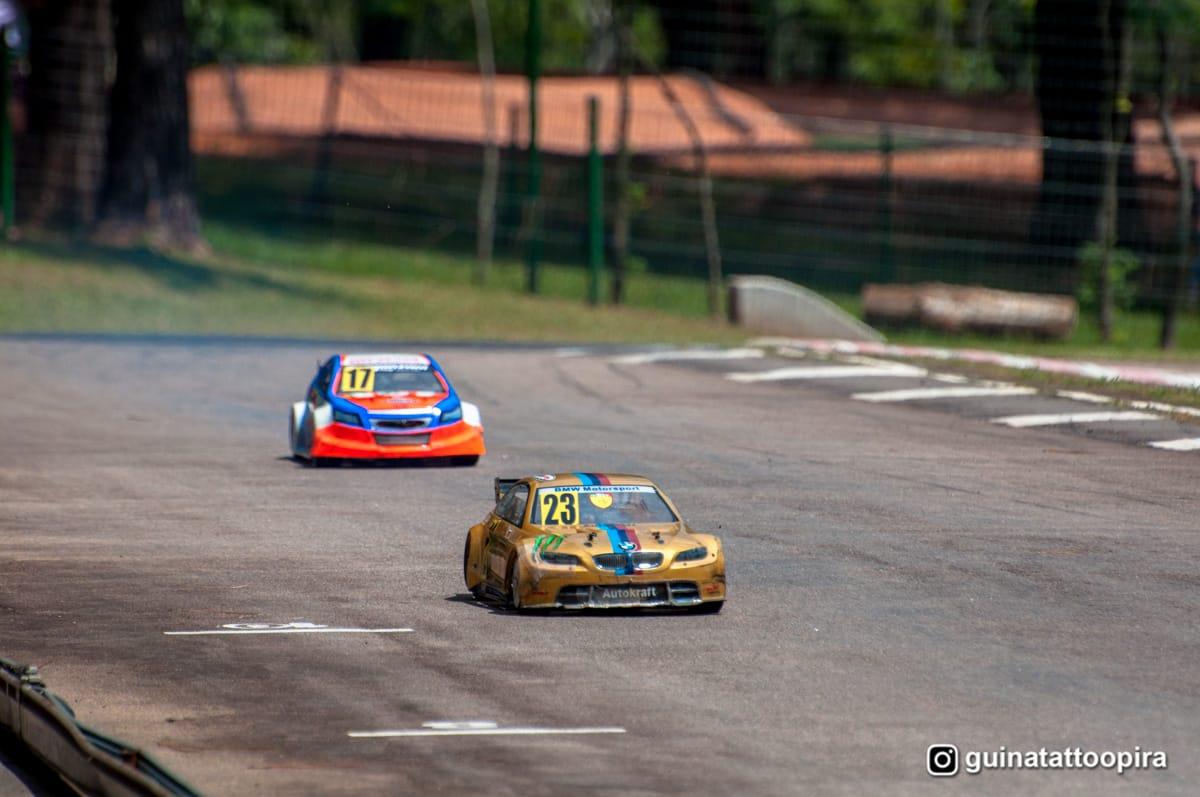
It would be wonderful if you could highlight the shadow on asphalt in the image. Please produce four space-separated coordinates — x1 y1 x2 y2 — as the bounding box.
279 455 477 469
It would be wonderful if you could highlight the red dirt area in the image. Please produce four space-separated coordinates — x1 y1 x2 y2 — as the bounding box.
189 64 810 158
189 64 1200 185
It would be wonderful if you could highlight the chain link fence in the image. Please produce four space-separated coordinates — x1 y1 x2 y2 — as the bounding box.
188 60 1199 307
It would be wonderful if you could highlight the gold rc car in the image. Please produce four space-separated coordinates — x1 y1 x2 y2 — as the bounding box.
464 472 726 612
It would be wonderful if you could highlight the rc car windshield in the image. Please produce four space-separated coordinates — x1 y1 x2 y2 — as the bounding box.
337 366 445 395
531 485 678 526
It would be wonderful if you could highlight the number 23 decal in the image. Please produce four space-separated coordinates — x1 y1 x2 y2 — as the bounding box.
540 491 577 524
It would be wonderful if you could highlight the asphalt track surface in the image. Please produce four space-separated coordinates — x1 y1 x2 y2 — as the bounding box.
2 338 1198 796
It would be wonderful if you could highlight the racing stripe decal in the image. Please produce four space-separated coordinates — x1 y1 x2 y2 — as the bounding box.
599 523 642 576
573 472 612 486
599 524 624 554
620 526 641 551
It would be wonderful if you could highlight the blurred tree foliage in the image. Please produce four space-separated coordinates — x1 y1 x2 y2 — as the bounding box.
757 0 1038 90
186 0 326 63
185 0 665 71
183 0 1200 99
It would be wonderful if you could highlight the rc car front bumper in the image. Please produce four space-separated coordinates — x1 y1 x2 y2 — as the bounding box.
517 561 726 609
309 419 485 460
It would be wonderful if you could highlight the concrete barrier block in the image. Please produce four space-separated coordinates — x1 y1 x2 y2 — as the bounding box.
727 275 883 342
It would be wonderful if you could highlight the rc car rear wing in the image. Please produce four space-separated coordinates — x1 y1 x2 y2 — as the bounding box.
494 478 521 504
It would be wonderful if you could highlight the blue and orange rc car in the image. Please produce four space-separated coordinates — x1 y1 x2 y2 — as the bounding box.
289 353 485 465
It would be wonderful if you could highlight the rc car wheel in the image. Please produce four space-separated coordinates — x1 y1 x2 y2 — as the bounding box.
691 601 724 614
451 455 480 467
288 406 300 456
506 559 522 611
464 536 484 600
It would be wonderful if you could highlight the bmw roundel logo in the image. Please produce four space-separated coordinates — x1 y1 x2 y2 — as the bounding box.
619 541 637 551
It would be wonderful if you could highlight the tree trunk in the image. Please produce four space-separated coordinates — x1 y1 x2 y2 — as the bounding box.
95 0 204 253
22 0 112 231
637 60 723 319
1157 28 1193 350
1095 0 1131 341
1031 0 1114 288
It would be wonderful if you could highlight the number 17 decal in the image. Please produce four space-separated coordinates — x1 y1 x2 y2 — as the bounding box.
340 367 375 393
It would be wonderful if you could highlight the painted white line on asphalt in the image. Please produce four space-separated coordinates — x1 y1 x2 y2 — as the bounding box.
1057 390 1114 404
555 347 589 357
930 373 972 384
1055 390 1200 418
991 411 1160 428
1147 437 1200 451
610 348 764 365
348 726 626 739
1128 400 1200 418
164 628 414 636
728 363 926 383
853 386 1037 403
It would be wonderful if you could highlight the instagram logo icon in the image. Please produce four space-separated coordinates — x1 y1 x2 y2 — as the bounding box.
927 744 959 777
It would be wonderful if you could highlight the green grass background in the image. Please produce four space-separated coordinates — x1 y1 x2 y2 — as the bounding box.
1 222 1198 360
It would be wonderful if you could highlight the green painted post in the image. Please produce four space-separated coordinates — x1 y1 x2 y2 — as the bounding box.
586 96 603 306
524 0 543 294
0 40 12 238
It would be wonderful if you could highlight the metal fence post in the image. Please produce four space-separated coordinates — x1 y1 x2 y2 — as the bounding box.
586 95 603 306
524 0 542 294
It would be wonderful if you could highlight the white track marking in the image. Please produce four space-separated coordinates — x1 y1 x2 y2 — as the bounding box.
991 411 1160 428
165 627 414 636
728 363 926 383
1147 438 1200 451
930 373 972 384
1056 390 1114 404
1127 400 1200 418
610 348 764 365
349 726 626 739
853 386 1037 403
1055 390 1200 418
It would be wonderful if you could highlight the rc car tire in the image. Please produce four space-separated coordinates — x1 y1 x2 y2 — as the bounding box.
288 406 299 456
464 536 484 600
452 455 480 467
691 601 724 614
506 559 522 611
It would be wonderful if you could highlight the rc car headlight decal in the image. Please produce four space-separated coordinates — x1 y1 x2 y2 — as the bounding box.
333 408 363 427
